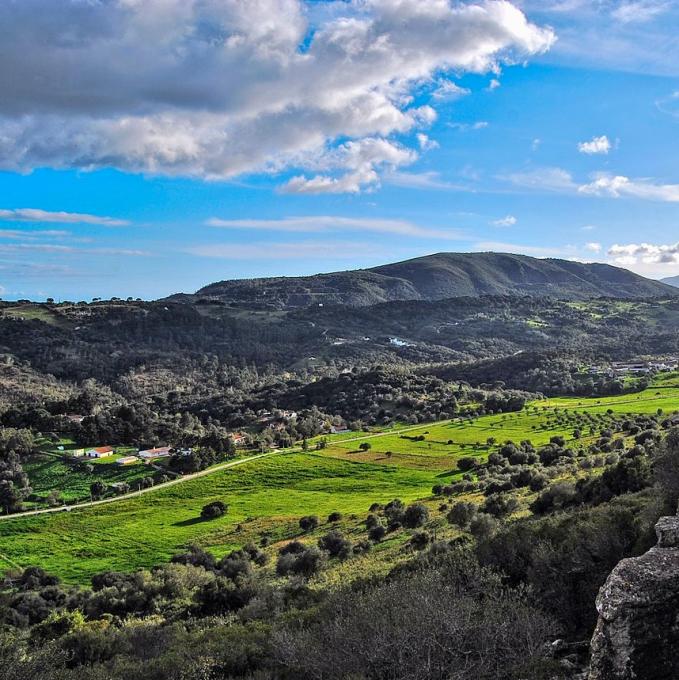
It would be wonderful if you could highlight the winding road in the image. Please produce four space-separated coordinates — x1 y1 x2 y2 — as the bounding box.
0 422 435 522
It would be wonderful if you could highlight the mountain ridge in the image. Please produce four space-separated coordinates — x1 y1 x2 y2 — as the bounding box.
661 275 679 288
176 252 679 309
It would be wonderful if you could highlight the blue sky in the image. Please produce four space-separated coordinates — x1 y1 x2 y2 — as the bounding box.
1 0 679 300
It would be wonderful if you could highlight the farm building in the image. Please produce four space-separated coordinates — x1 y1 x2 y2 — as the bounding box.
116 456 139 466
229 432 247 446
138 446 172 460
69 448 86 457
86 446 114 458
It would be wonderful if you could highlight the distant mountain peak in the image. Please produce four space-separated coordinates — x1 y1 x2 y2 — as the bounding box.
661 275 679 288
179 252 679 309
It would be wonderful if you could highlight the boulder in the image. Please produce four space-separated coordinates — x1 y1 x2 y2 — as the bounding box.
589 516 679 679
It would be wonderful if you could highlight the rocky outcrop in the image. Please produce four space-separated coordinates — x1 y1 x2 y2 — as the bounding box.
588 516 679 679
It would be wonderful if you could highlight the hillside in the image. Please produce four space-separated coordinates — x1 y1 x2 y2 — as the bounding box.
186 252 679 309
662 275 679 288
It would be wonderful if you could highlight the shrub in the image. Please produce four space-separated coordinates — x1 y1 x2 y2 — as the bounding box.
327 511 343 523
481 493 519 518
299 515 320 532
457 457 477 472
403 503 429 528
447 502 477 529
410 531 430 550
368 525 387 542
318 530 353 559
200 501 227 519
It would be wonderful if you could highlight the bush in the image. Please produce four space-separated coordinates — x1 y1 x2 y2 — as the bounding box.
359 442 372 451
469 514 499 540
276 547 325 578
457 457 477 472
318 530 353 559
200 501 227 519
403 503 429 528
481 494 518 518
410 531 430 550
368 525 387 542
327 511 343 523
447 502 477 529
299 515 320 532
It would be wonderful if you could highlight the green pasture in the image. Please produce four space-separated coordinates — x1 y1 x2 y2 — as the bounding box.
0 453 434 583
3 380 679 584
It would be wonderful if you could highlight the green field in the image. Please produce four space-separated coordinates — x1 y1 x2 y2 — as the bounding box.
0 453 434 582
2 381 678 584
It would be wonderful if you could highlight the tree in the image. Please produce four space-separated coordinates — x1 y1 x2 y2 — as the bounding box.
403 503 429 528
457 457 477 472
201 500 228 519
447 501 477 529
90 481 106 500
0 480 25 514
359 442 371 452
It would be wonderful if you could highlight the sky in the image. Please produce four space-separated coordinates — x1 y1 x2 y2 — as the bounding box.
1 0 679 301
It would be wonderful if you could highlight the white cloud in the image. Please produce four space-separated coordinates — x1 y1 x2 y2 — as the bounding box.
433 80 471 100
491 215 517 226
505 167 679 204
206 215 464 240
584 242 602 252
504 166 577 192
579 173 679 202
384 170 468 191
488 78 502 90
281 137 417 194
449 121 490 131
578 135 612 155
0 1 554 189
0 208 129 226
608 241 679 265
416 133 439 150
611 1 672 24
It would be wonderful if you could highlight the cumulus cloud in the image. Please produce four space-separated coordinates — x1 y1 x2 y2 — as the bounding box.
608 241 679 265
0 0 554 190
206 215 464 239
584 242 602 252
579 173 679 201
578 135 612 155
0 208 129 226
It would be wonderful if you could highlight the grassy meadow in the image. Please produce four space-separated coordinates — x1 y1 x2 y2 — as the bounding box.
1 378 678 584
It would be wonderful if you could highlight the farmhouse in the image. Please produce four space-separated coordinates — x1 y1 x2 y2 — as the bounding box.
69 448 86 457
86 446 114 458
116 456 139 466
138 446 172 460
229 432 247 446
65 414 86 424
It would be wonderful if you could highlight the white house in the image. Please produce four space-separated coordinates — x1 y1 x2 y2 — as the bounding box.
86 446 114 458
138 446 172 460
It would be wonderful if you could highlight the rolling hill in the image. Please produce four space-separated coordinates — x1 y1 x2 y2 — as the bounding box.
662 275 679 288
183 252 679 309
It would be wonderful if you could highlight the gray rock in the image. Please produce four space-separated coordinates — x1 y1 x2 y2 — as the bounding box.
589 516 679 679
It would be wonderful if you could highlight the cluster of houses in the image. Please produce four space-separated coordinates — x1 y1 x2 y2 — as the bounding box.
65 432 249 466
586 358 679 378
